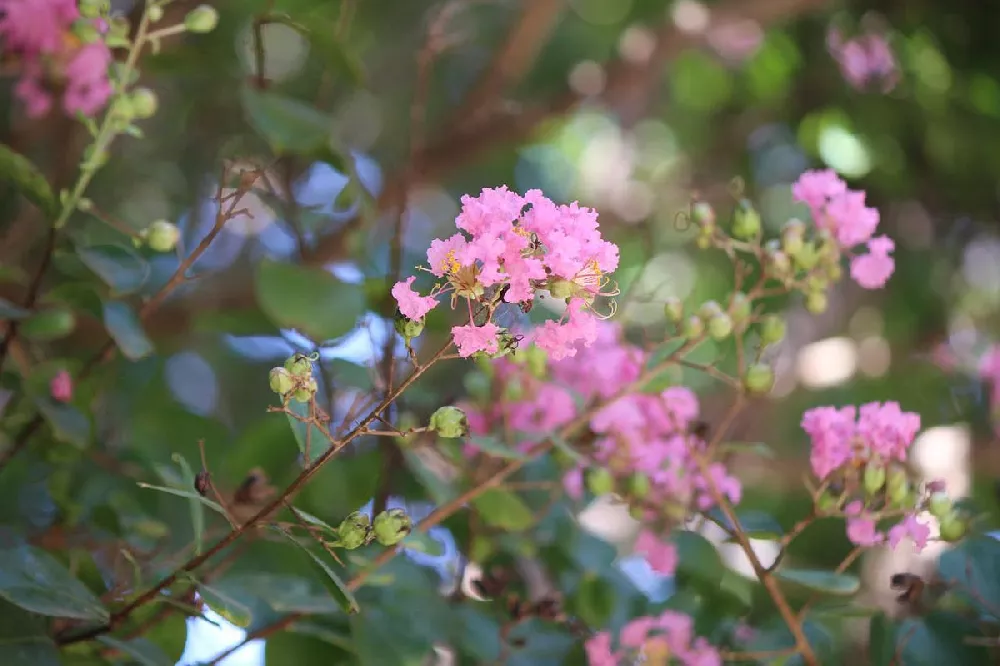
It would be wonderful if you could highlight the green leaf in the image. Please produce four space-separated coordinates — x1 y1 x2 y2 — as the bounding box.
255 259 364 341
869 612 991 666
464 434 527 460
34 397 90 447
774 568 860 596
706 508 784 540
0 298 29 320
0 144 58 219
276 530 360 614
472 488 535 532
937 535 1000 617
171 454 204 555
400 532 445 557
0 545 108 621
242 87 333 155
197 580 252 628
269 14 364 85
216 573 342 615
672 530 724 585
286 398 330 464
102 301 154 360
0 600 61 666
289 508 338 534
96 636 173 666
136 482 227 518
571 574 614 627
19 307 75 341
76 244 149 295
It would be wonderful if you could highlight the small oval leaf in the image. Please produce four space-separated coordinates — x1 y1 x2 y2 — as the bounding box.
255 260 364 342
77 244 150 295
0 144 58 219
0 545 108 621
775 567 860 596
103 301 154 360
472 488 535 532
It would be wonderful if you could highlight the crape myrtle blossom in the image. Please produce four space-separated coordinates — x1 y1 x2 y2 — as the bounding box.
585 609 721 666
0 0 114 117
827 26 899 93
792 169 895 289
392 187 620 359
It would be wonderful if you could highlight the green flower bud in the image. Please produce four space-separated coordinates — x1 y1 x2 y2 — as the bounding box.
586 467 615 496
184 5 219 33
664 297 684 324
781 219 806 257
816 489 842 513
886 466 908 493
793 242 820 271
372 508 412 547
888 477 911 509
79 0 107 18
806 274 829 293
928 492 953 520
145 219 180 252
805 291 828 315
695 234 712 250
428 406 468 438
692 201 716 229
72 19 103 43
732 199 762 240
628 472 651 499
759 315 786 346
938 513 967 543
729 292 752 325
548 277 574 300
765 246 793 281
292 376 318 403
147 5 164 21
337 511 371 550
863 461 886 496
681 315 705 339
284 353 313 378
825 262 843 282
525 344 547 379
698 300 723 320
394 314 425 340
708 313 733 341
743 363 774 396
130 87 158 119
268 367 294 395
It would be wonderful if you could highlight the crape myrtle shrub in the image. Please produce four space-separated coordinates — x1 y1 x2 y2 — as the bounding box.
0 1 999 666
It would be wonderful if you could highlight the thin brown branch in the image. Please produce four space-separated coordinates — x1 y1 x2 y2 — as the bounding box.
0 223 58 371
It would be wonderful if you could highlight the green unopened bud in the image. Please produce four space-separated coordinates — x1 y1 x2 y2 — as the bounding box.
429 406 468 438
372 508 412 546
586 467 615 496
394 314 425 340
781 219 806 257
184 4 219 33
732 199 761 240
292 376 318 403
130 87 158 119
145 219 180 252
805 274 829 293
337 511 371 550
816 489 842 513
765 245 793 281
760 315 786 346
268 367 294 395
548 278 574 300
805 291 828 315
698 300 723 320
863 461 886 495
938 513 967 543
928 492 953 520
695 233 712 250
628 472 651 499
284 353 313 378
79 0 106 18
825 262 843 282
692 201 716 229
708 313 733 340
147 5 164 21
886 466 908 493
682 315 705 339
525 344 547 379
664 297 684 324
743 363 774 396
729 292 752 325
888 478 911 509
794 242 820 271
72 19 103 43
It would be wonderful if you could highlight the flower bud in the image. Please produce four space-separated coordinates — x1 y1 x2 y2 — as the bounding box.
938 513 967 543
781 219 806 257
394 314 425 340
284 353 313 378
681 315 705 339
824 262 843 282
816 489 842 513
50 370 73 403
145 219 180 252
147 5 164 21
887 466 908 493
586 467 615 496
664 297 684 324
72 19 103 43
764 244 792 281
863 460 886 495
759 315 786 346
732 199 761 240
184 5 219 33
268 367 294 395
428 406 468 438
793 242 820 271
628 472 651 499
130 87 158 119
729 292 752 325
372 508 412 547
805 291 828 315
692 201 715 229
888 478 911 509
79 0 106 18
337 511 371 550
928 492 953 520
695 233 712 250
743 363 774 396
292 376 318 403
698 300 723 320
548 278 575 300
708 313 733 340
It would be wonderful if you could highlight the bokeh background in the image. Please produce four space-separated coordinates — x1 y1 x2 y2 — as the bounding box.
3 0 1000 664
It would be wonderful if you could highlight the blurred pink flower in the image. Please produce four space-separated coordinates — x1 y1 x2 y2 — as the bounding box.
888 514 931 551
828 27 899 93
850 236 895 289
634 530 678 576
50 370 72 403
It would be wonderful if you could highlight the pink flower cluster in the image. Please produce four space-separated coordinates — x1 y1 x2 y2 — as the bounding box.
586 610 720 666
844 501 931 551
801 401 921 481
827 27 899 93
0 0 113 117
392 187 619 359
462 322 740 574
792 169 895 289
